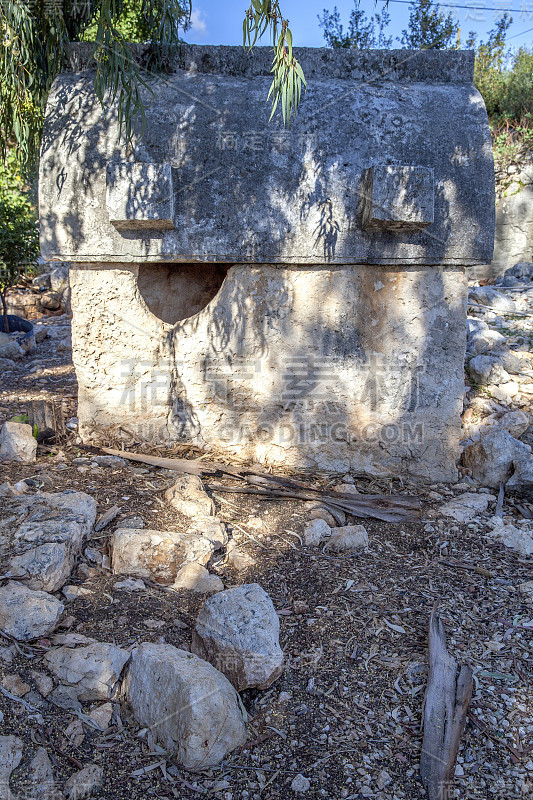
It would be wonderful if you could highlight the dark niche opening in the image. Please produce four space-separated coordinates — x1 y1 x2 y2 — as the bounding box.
136 263 231 324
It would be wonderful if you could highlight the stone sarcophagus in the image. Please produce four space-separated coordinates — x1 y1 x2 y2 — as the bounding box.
39 46 494 481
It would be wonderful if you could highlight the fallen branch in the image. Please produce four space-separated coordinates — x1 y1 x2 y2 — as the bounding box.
100 447 421 524
420 606 473 800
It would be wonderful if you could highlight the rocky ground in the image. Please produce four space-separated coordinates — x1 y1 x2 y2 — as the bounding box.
0 264 533 800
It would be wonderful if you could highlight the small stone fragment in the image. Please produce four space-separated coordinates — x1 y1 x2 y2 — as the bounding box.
2 674 30 697
487 517 533 556
0 422 37 463
519 580 533 601
94 505 120 532
164 473 216 517
0 735 24 799
303 518 331 546
291 774 311 793
28 747 55 798
113 577 145 592
172 563 224 593
63 719 85 747
31 670 54 697
88 702 113 730
0 581 64 641
62 585 95 601
44 642 130 701
439 492 493 523
63 764 103 800
325 524 369 551
226 540 256 571
192 583 283 690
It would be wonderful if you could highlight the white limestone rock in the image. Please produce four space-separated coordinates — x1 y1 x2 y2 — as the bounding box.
123 642 247 769
1 490 97 592
325 524 369 552
0 581 64 641
0 422 36 463
28 748 55 798
111 528 214 584
303 518 331 546
487 517 533 557
172 563 224 593
498 410 530 439
164 474 216 518
440 492 494 523
187 516 228 548
468 354 510 386
0 333 24 360
44 642 130 701
64 764 103 800
506 454 533 494
191 583 283 690
0 735 23 800
462 429 531 488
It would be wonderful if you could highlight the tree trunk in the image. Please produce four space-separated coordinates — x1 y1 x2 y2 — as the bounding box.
1 291 9 333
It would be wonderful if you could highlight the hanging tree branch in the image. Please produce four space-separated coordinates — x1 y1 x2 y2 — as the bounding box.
243 0 306 125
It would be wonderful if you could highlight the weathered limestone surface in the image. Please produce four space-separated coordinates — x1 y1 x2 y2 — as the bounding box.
491 186 533 277
39 45 493 481
40 47 493 266
123 642 247 769
71 263 467 481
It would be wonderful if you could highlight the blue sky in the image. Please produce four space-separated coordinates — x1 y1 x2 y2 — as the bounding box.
185 0 533 50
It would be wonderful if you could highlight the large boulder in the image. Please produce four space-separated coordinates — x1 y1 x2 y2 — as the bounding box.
462 430 531 488
123 642 247 769
0 491 96 592
0 581 64 641
44 642 130 701
192 583 283 691
111 528 214 584
0 422 37 463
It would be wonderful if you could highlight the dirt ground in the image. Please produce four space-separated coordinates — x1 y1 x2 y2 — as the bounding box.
1 314 533 800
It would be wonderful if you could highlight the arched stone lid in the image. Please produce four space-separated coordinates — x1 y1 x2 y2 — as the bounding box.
39 45 494 266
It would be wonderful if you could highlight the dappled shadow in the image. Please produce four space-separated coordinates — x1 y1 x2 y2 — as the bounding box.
39 46 494 480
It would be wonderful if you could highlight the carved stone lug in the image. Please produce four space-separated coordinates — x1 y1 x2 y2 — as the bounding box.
106 162 175 231
362 165 434 231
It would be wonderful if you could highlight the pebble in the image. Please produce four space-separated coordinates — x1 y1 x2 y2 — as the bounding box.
291 774 311 793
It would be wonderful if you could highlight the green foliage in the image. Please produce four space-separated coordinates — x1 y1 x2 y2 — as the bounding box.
243 0 306 125
1 0 303 174
318 2 392 50
0 152 39 332
499 47 533 120
400 0 459 50
469 15 512 118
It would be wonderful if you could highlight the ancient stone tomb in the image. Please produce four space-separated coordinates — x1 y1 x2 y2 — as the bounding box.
39 46 495 481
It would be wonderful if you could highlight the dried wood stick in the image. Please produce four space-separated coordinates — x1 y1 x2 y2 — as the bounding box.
420 606 473 800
